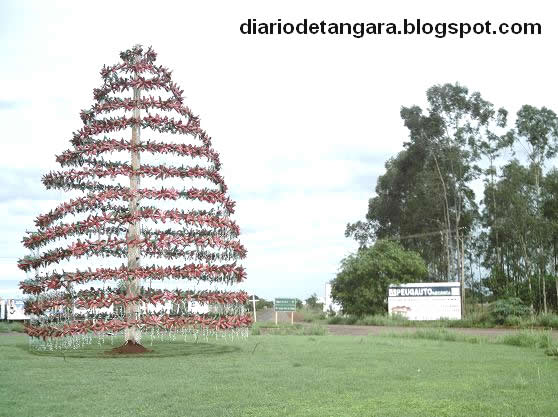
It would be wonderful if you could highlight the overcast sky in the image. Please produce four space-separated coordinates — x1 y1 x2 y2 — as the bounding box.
1 0 557 301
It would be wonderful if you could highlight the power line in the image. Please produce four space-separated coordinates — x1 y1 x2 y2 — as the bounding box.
377 227 466 242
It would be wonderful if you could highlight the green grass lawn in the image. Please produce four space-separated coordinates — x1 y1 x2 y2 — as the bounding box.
0 333 557 417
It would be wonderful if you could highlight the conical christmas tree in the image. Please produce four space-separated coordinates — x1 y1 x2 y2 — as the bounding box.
18 45 250 350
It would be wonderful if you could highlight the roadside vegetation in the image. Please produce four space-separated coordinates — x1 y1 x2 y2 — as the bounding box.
326 297 558 329
339 83 558 321
248 295 558 330
327 312 558 329
251 322 327 336
385 328 558 357
0 321 25 333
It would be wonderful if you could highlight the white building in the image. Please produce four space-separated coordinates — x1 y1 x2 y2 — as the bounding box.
323 283 342 314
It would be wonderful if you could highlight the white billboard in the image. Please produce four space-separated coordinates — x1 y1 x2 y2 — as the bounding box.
388 282 461 320
188 301 209 314
0 298 5 320
6 299 31 321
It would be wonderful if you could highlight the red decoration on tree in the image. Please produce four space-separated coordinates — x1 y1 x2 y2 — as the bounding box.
18 45 250 349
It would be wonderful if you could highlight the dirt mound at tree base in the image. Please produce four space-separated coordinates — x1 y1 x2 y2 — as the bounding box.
107 340 152 355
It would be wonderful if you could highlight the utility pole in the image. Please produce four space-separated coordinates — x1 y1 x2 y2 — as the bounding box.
251 294 257 322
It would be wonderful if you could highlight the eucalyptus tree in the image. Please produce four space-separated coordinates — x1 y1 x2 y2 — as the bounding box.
348 83 503 290
542 168 558 309
345 132 451 279
478 109 508 283
508 106 558 312
418 83 506 288
482 161 536 306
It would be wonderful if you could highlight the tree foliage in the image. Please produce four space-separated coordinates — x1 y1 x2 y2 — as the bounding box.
331 241 428 316
347 83 505 283
305 293 323 310
482 105 558 312
346 83 558 314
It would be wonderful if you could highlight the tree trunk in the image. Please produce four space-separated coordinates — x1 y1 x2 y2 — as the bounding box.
125 73 142 343
532 168 546 313
542 267 547 313
555 240 558 308
519 235 534 313
490 164 505 292
477 253 483 310
432 153 452 280
460 236 465 318
454 181 462 286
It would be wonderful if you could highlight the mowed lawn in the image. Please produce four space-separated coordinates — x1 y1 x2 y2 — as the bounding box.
0 333 557 417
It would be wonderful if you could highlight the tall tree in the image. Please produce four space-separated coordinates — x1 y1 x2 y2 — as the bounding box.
347 83 502 290
420 83 502 290
478 108 508 287
481 161 536 305
18 45 250 350
506 106 558 312
542 169 558 310
346 139 450 279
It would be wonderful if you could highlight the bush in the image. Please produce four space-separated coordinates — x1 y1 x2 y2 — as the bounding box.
284 309 557 330
392 328 558 352
498 331 554 349
327 315 343 324
331 241 428 316
503 315 522 327
298 309 326 323
536 313 558 328
359 314 409 326
545 345 558 357
326 315 361 325
489 298 531 324
302 324 327 336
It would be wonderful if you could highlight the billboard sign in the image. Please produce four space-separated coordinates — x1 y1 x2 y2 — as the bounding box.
274 298 296 312
388 282 461 320
6 299 30 320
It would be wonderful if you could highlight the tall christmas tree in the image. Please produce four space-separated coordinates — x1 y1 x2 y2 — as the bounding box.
18 45 250 351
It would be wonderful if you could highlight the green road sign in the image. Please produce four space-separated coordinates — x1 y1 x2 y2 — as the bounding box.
274 298 296 312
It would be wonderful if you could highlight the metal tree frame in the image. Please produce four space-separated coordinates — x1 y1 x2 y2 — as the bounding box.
18 45 251 349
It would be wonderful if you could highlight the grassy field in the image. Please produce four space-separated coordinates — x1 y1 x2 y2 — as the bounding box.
0 332 557 417
0 321 25 333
